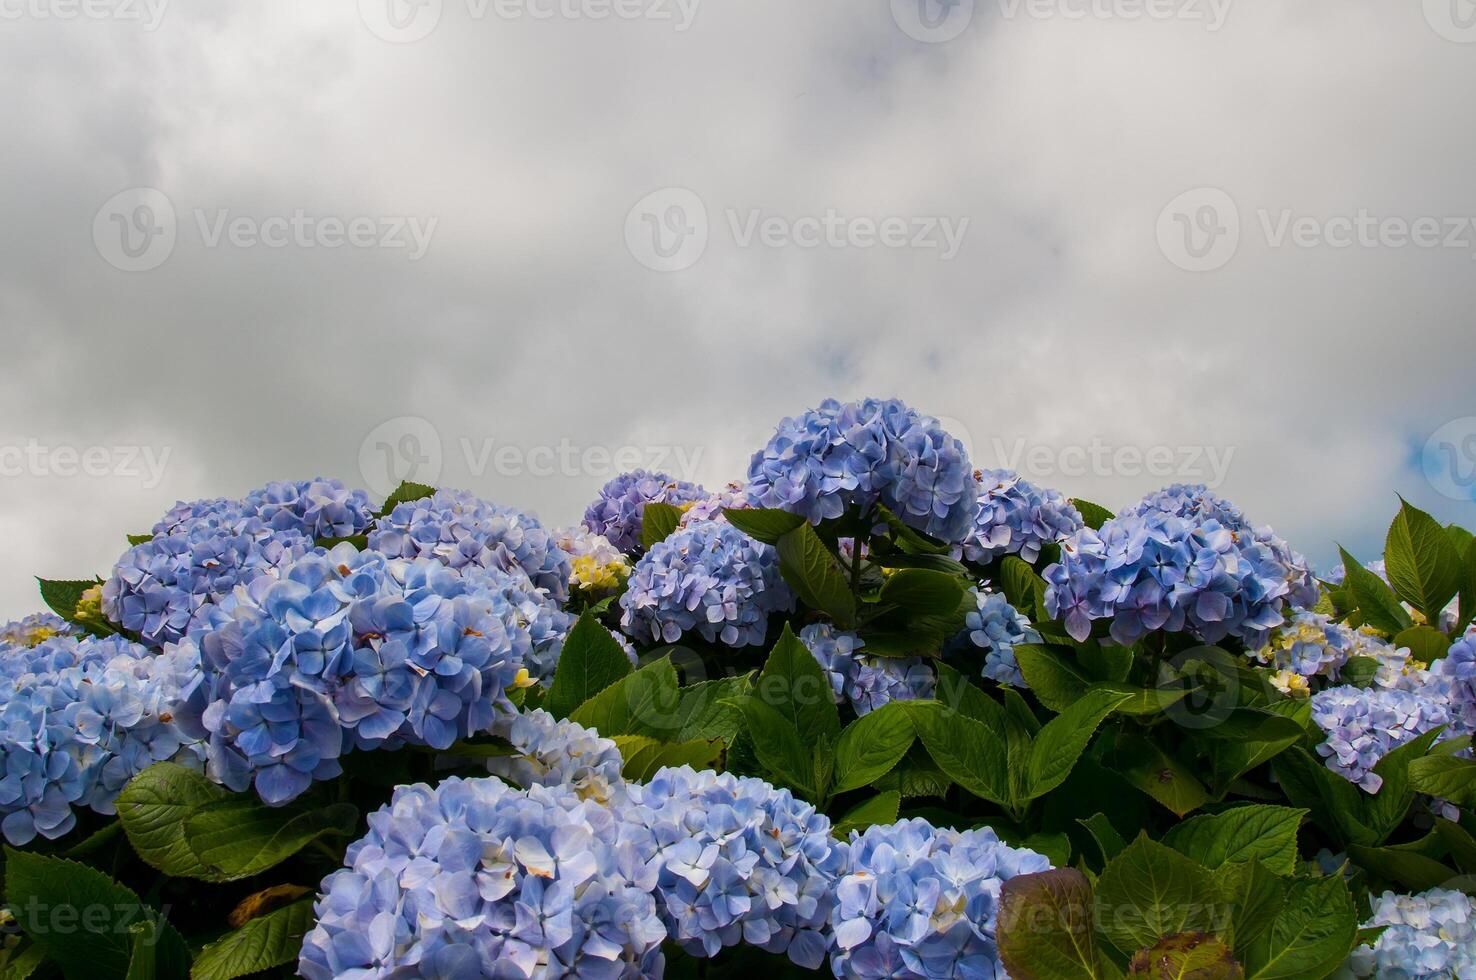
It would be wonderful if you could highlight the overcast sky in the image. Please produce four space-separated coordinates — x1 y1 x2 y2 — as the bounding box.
2 0 1474 618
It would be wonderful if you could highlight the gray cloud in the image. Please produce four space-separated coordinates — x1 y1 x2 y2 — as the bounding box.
1 0 1474 616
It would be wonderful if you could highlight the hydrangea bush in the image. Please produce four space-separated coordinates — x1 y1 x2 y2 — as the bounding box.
5 401 1476 980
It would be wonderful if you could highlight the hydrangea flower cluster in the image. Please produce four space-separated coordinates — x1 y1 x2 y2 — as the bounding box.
830 818 1052 979
746 398 979 544
0 612 74 648
1044 505 1312 648
179 545 532 804
152 478 375 541
298 775 667 980
676 481 753 530
245 478 375 540
554 525 632 596
1346 887 1476 979
619 765 847 968
961 588 1040 689
620 521 794 648
1429 630 1476 736
1309 686 1452 792
104 514 315 646
1250 611 1368 693
0 635 203 844
583 470 708 554
800 624 936 716
960 470 1082 565
486 709 626 806
368 489 571 602
1124 484 1317 609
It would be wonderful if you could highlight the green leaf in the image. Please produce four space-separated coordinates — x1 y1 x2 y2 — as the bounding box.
0 942 46 980
1079 813 1129 865
1015 644 1092 712
932 662 1008 735
753 625 842 744
1095 682 1190 717
1027 689 1132 800
1270 748 1377 849
1460 536 1476 634
872 754 954 800
1362 728 1447 842
1339 656 1382 688
833 703 915 794
720 507 805 544
873 504 951 555
36 577 99 624
126 533 153 546
1203 702 1310 796
183 798 358 882
1072 499 1115 530
997 868 1108 980
1346 843 1458 892
877 568 965 616
1409 753 1476 806
1112 735 1210 818
908 701 1011 806
732 697 816 795
4 848 189 980
544 612 636 719
375 480 436 516
867 553 971 575
570 657 683 738
671 674 753 743
115 762 230 878
189 899 315 980
640 502 683 551
832 791 901 838
1213 860 1287 953
1159 805 1306 875
615 737 723 781
1094 836 1222 956
1338 547 1413 635
1394 625 1452 666
999 556 1047 619
1384 498 1464 623
1128 933 1244 979
1240 875 1357 980
1080 641 1134 683
1435 818 1476 873
776 522 858 627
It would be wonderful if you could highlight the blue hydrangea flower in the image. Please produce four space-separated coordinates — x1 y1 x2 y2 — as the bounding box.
1123 484 1318 610
799 624 935 716
960 589 1040 689
830 817 1051 979
369 489 571 602
486 709 627 806
176 544 532 804
0 635 204 845
676 482 754 530
103 515 314 647
298 775 667 980
152 479 374 541
245 478 374 539
1044 504 1312 648
619 765 847 969
1251 611 1363 687
1347 888 1476 979
620 521 794 648
583 470 708 554
0 613 75 648
961 470 1082 566
1309 686 1452 792
746 398 978 545
1430 630 1476 737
